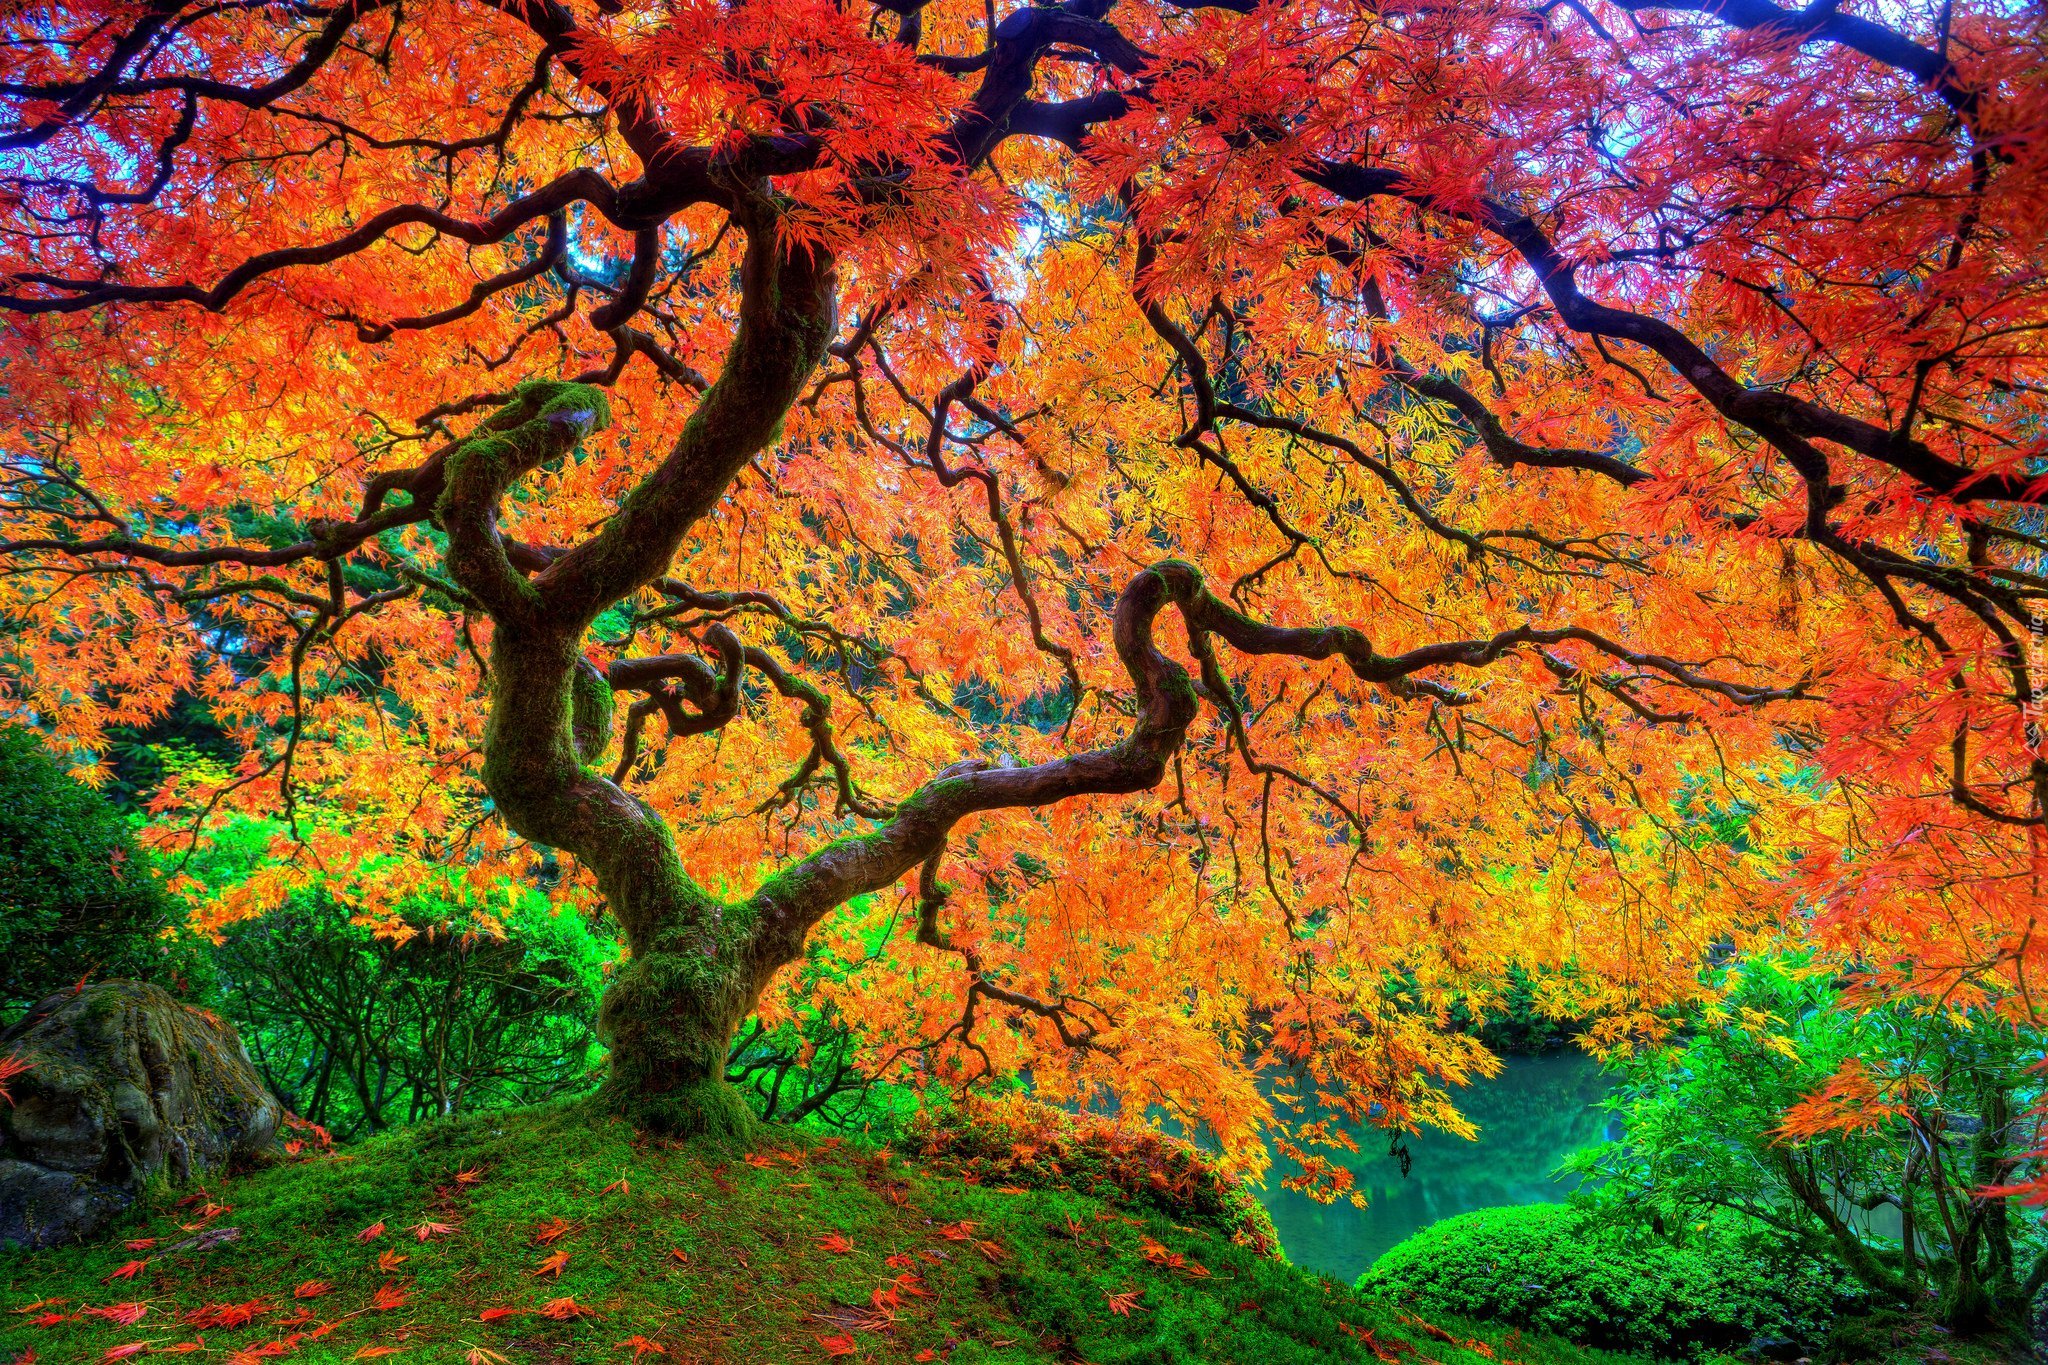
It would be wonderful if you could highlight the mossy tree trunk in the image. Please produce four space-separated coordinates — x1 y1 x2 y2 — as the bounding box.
436 194 840 1136
435 192 1452 1137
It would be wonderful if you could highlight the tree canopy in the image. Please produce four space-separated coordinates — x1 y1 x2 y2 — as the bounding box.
0 0 2042 1177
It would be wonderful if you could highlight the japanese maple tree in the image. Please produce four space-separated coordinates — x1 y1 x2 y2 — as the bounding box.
0 0 2042 1170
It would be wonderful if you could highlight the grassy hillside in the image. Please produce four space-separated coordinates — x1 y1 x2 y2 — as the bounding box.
0 1101 1656 1365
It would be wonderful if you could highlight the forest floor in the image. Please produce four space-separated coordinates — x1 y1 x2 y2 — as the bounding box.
0 1099 1657 1365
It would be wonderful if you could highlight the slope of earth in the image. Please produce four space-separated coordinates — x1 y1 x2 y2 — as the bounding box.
0 1100 1655 1365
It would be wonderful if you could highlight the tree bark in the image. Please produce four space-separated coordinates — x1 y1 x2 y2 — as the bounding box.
437 196 839 1135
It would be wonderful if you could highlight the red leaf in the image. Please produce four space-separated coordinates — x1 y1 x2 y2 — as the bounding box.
355 1220 387 1243
83 1303 148 1326
369 1282 409 1311
816 1232 853 1254
816 1334 857 1358
101 1260 147 1282
294 1280 332 1299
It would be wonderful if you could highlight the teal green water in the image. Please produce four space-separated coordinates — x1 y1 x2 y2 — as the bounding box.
1255 1052 1616 1283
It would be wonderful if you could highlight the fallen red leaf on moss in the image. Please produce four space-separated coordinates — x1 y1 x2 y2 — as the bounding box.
83 1303 148 1326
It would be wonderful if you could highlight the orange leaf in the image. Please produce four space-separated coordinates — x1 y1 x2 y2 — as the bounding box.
534 1250 570 1278
531 1217 570 1245
376 1249 410 1272
369 1282 409 1312
599 1177 630 1196
816 1334 857 1359
478 1306 530 1323
294 1280 332 1300
618 1337 667 1359
352 1349 403 1360
182 1299 270 1329
454 1168 483 1186
816 1232 853 1254
538 1297 593 1321
355 1221 387 1243
99 1346 149 1362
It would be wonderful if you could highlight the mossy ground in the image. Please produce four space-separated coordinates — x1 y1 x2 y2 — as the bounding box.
0 1100 1655 1365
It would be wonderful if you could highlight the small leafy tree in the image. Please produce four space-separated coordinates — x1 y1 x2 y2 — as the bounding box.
1569 958 2048 1334
186 819 611 1137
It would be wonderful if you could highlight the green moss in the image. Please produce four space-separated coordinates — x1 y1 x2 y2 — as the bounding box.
0 1101 1659 1365
568 659 614 765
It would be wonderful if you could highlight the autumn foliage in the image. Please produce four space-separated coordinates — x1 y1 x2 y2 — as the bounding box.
0 0 2043 1179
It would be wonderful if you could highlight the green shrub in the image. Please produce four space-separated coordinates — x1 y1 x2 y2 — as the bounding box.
210 886 610 1137
1355 1204 1839 1360
0 724 192 1016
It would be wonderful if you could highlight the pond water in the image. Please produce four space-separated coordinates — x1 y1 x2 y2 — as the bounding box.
1254 1051 1617 1284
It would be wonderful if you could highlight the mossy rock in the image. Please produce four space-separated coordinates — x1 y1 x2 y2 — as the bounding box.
0 980 280 1247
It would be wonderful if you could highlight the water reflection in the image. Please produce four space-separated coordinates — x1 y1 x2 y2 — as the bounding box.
1255 1052 1616 1283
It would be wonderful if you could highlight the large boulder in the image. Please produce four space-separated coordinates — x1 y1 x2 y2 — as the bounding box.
0 980 281 1247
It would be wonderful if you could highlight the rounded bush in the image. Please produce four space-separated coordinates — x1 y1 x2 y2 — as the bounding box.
1355 1204 1837 1360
